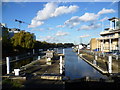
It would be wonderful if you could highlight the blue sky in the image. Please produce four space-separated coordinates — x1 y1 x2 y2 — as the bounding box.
2 2 118 44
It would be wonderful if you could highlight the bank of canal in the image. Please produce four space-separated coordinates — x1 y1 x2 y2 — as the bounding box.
64 48 108 80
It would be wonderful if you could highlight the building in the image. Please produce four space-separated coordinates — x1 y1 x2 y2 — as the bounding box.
74 44 84 50
90 38 101 51
92 17 120 52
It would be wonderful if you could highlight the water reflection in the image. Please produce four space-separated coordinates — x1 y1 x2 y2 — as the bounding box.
78 56 81 63
64 48 107 80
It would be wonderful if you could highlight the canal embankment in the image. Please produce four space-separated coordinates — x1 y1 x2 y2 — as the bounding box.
2 51 66 89
79 54 108 74
75 49 119 75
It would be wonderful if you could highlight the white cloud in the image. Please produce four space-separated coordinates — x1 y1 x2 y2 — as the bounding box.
64 13 99 28
31 28 44 31
79 13 99 22
97 8 115 15
28 20 44 28
47 27 54 30
28 2 78 28
63 8 115 29
64 16 80 28
79 34 91 38
51 5 79 17
38 36 57 42
100 17 109 22
43 36 55 41
56 25 65 28
78 23 101 30
55 31 69 36
78 25 90 30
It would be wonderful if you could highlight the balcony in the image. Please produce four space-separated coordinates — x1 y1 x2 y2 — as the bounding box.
98 34 120 40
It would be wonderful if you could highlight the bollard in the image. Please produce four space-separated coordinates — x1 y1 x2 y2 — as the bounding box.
38 56 40 60
63 49 65 55
108 56 112 73
6 57 10 74
16 56 18 60
78 49 79 54
93 60 97 65
46 58 52 65
95 55 98 60
47 57 51 62
28 52 30 55
60 56 63 74
102 53 105 57
80 54 82 57
99 53 101 57
14 69 20 76
60 56 62 63
116 55 118 60
33 49 35 54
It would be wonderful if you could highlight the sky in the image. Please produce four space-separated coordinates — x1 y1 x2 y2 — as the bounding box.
2 1 119 44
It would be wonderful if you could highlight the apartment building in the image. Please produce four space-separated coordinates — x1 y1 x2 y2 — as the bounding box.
98 17 120 52
90 17 120 52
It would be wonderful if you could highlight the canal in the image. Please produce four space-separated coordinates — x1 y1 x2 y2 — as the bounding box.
59 48 108 80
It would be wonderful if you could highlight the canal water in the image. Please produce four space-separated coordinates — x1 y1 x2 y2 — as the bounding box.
58 48 107 80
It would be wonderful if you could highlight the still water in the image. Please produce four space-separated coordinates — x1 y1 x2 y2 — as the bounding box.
58 48 107 80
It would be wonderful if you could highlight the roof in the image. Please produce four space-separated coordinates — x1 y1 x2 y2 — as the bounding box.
108 17 120 21
104 28 110 30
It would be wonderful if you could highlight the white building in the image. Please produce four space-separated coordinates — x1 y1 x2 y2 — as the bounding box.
97 17 120 52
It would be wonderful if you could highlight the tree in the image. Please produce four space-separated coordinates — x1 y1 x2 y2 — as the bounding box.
2 27 12 52
11 31 35 49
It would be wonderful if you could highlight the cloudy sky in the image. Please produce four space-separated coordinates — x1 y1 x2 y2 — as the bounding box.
2 1 118 44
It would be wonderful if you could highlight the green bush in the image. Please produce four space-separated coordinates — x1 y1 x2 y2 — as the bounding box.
2 79 23 89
